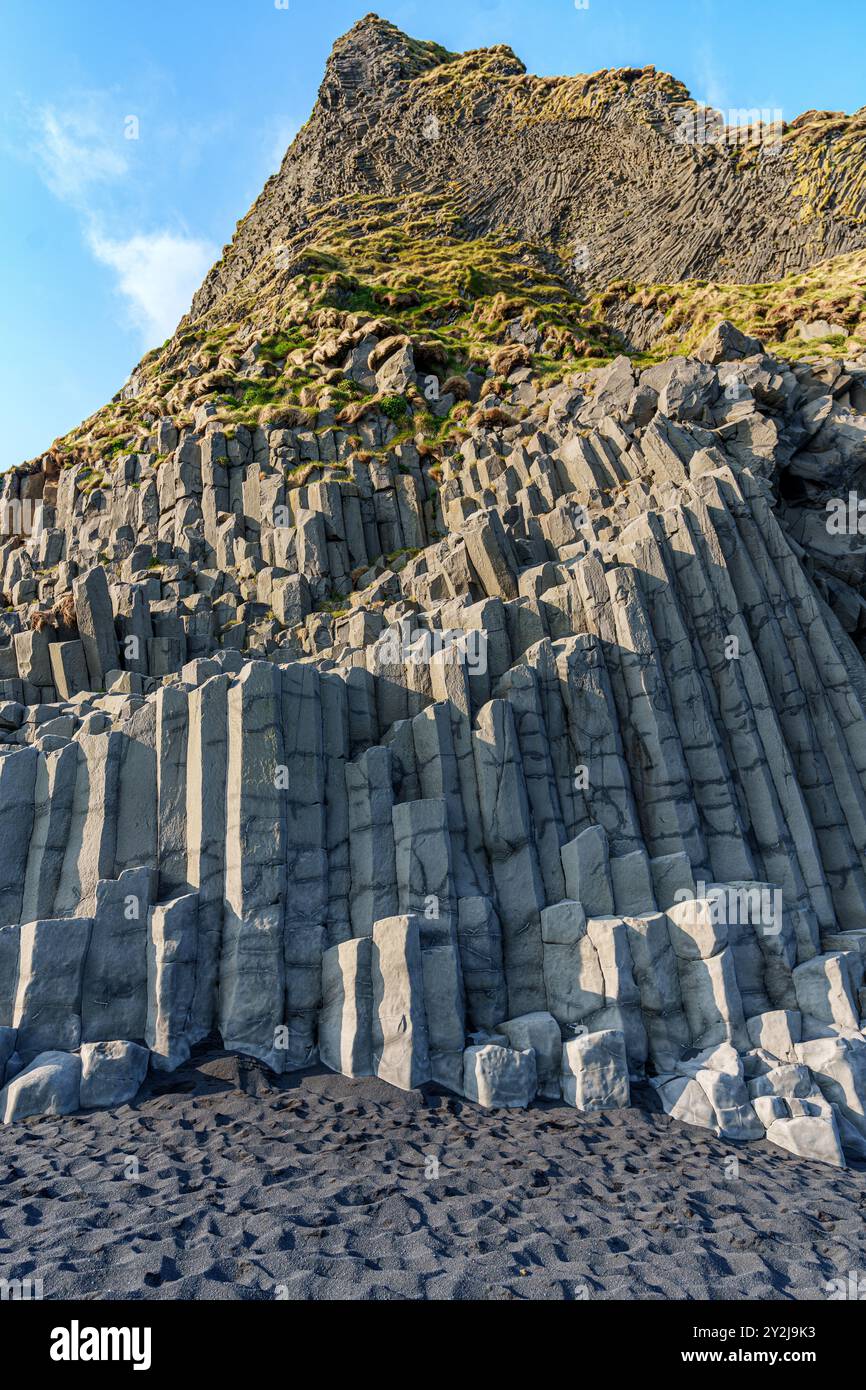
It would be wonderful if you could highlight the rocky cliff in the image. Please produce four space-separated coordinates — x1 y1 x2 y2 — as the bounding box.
2 18 866 1166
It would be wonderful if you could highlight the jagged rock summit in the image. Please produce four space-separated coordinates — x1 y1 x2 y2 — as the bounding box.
195 13 865 311
14 14 866 471
2 19 866 1168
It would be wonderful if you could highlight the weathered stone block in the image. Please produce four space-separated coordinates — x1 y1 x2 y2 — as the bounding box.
1 1050 81 1124
561 825 614 917
73 567 119 689
370 914 430 1091
79 1040 149 1109
146 894 198 1071
793 953 859 1032
561 1029 630 1111
463 1043 536 1108
219 908 286 1071
81 868 150 1043
14 916 92 1055
319 936 374 1077
497 1011 561 1098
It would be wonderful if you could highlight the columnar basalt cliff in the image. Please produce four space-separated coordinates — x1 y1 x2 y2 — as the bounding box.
2 17 866 1167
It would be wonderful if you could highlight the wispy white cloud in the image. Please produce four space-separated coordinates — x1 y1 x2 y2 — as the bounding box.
87 230 217 345
24 93 216 347
30 99 129 207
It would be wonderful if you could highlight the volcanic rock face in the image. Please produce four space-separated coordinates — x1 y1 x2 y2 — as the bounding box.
191 16 866 312
2 19 866 1167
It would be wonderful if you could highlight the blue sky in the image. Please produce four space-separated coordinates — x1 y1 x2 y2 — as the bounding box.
2 0 864 470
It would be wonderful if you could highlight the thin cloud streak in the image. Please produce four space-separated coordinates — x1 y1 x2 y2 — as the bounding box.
87 230 217 347
27 94 215 347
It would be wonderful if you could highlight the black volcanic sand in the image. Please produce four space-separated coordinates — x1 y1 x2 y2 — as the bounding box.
1 1046 865 1301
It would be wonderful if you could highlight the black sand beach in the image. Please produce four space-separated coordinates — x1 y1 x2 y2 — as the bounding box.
1 1044 864 1302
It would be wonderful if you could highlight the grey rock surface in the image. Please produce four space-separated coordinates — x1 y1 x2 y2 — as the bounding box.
463 1042 537 1109
561 1029 631 1111
0 20 866 1165
1 1050 81 1124
79 1039 149 1109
